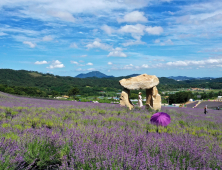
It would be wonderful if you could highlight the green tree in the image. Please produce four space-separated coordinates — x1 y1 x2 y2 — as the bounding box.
51 90 59 98
68 87 79 99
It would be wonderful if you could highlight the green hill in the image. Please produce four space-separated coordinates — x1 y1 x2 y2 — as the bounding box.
0 69 221 97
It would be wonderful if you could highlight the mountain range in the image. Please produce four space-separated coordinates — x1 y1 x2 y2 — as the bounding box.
76 71 216 80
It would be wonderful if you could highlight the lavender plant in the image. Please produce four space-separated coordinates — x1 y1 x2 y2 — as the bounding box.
0 92 221 169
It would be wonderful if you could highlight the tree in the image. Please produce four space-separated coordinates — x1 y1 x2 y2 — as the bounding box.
68 87 79 99
51 90 59 98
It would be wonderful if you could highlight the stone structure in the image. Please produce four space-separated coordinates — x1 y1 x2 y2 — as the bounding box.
119 74 161 110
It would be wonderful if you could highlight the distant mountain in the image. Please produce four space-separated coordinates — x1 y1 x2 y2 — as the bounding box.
125 74 140 77
168 76 216 81
75 71 114 78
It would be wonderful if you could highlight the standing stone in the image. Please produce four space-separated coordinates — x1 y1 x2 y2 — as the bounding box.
146 86 161 110
146 88 153 108
152 86 161 110
120 88 134 110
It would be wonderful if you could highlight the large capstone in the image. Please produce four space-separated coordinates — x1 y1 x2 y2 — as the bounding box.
119 74 159 90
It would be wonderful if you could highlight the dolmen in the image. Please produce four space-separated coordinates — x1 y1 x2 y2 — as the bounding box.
119 74 161 110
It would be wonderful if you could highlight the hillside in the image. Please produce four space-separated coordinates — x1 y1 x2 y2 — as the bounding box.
0 69 222 95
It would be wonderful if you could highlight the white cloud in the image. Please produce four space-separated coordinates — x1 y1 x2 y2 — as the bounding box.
47 10 75 22
145 26 163 35
142 64 149 68
111 63 149 70
80 55 87 57
168 11 174 15
0 32 7 36
119 24 145 35
117 11 148 23
108 62 113 65
101 25 115 35
118 24 163 40
87 68 96 71
35 60 48 64
76 68 83 71
47 60 65 69
42 35 53 41
155 39 173 46
166 58 222 67
122 39 146 46
86 62 93 65
123 64 134 70
71 61 78 64
107 47 127 57
161 0 173 2
154 39 160 43
160 39 174 46
86 38 112 50
23 41 36 48
70 43 78 48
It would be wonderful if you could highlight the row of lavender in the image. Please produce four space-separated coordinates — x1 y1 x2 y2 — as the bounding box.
0 92 222 169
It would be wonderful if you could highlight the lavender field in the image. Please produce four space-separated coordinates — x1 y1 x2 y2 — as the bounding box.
0 92 222 169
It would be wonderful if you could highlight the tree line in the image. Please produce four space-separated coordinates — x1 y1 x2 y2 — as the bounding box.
168 91 222 104
0 69 222 98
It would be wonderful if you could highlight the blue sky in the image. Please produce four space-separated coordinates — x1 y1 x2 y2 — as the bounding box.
1 0 222 77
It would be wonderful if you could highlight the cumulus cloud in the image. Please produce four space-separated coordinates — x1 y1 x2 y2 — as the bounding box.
42 35 53 41
118 24 163 40
101 25 115 35
23 41 36 48
70 43 78 48
35 60 48 64
71 61 78 64
117 11 148 23
86 38 112 50
86 62 93 65
47 60 65 69
119 24 145 35
145 26 164 35
107 47 127 57
108 62 113 65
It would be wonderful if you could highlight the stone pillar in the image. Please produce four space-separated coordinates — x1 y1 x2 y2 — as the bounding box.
146 86 161 110
120 88 134 110
152 86 161 110
146 87 153 109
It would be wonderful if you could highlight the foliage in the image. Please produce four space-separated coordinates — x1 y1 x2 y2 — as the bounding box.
68 87 80 99
0 69 222 99
169 91 194 104
0 92 221 169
